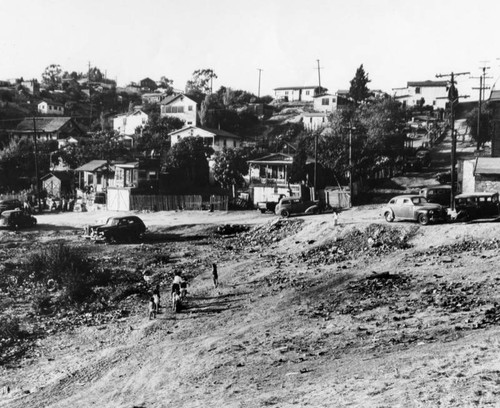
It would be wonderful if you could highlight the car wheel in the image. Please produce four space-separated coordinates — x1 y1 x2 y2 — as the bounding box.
281 210 290 218
259 209 266 214
418 213 429 225
384 211 394 223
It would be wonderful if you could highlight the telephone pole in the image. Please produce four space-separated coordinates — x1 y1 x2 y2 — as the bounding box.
314 60 324 91
32 116 40 211
257 68 263 98
470 64 491 150
436 71 470 209
88 61 93 125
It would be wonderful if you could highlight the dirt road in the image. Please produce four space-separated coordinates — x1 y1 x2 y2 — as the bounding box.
1 205 500 408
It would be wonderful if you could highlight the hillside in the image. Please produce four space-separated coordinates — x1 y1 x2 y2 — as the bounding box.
1 204 500 407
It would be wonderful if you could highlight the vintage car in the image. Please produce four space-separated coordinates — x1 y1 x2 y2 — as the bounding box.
83 215 146 243
257 194 286 214
0 209 37 229
454 192 500 221
383 195 448 225
419 185 452 207
0 199 22 215
274 197 321 218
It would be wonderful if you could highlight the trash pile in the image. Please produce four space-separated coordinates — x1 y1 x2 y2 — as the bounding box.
411 238 500 258
214 219 304 250
301 224 418 265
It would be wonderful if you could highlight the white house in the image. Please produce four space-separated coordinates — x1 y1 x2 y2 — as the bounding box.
313 93 338 113
38 100 64 116
113 110 149 136
274 86 326 102
168 126 240 153
302 113 329 131
393 80 449 109
160 94 199 126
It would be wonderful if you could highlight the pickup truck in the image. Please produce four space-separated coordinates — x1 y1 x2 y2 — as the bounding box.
257 194 285 214
274 197 321 217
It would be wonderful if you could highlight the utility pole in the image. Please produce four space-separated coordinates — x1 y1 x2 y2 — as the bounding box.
257 68 263 98
348 124 354 207
32 116 40 211
436 71 470 209
315 59 323 91
88 61 92 125
314 132 318 197
471 64 491 150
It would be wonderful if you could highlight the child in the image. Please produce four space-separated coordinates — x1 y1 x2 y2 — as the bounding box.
212 263 219 288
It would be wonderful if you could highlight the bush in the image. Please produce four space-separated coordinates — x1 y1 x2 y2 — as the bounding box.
0 316 22 343
24 243 95 304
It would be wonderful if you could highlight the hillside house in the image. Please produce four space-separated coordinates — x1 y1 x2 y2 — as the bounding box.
10 117 85 147
21 79 40 95
38 100 64 116
75 160 114 193
303 113 329 131
160 94 199 126
168 126 241 152
393 80 449 109
274 86 327 102
140 77 157 92
142 92 169 104
113 110 149 136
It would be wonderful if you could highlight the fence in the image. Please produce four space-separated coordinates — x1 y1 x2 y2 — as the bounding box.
129 195 228 212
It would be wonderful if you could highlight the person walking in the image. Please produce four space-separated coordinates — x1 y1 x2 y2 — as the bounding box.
212 263 219 288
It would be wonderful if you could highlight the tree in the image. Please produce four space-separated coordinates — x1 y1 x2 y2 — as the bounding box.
185 69 218 97
466 103 493 149
165 137 213 189
158 76 174 94
289 141 308 183
212 148 248 189
42 64 63 90
348 64 371 105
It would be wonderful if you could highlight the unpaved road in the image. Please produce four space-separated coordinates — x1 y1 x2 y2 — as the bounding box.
1 206 500 408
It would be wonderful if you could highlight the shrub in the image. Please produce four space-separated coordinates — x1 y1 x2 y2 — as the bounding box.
0 316 22 344
24 243 95 304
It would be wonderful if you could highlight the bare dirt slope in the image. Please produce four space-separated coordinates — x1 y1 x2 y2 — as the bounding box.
1 206 500 408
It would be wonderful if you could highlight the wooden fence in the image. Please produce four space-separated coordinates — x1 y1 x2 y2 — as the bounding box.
129 195 229 212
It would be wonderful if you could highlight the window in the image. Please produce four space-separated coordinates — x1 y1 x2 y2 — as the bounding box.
188 105 193 111
306 91 310 95
285 91 289 95
415 87 421 94
322 98 329 105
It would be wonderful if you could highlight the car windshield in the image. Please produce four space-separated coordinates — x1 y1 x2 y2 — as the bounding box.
105 218 120 226
411 197 428 204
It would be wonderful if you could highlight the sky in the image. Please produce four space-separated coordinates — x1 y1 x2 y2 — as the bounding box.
2 0 500 101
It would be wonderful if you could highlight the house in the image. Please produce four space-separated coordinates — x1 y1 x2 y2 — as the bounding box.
160 94 200 126
488 90 500 157
168 126 241 152
313 93 338 113
302 113 329 131
273 86 327 102
247 152 316 205
459 157 500 194
113 109 149 136
75 160 114 193
10 117 86 147
142 92 169 104
21 79 40 95
40 171 73 198
38 100 64 116
140 77 158 92
393 80 449 109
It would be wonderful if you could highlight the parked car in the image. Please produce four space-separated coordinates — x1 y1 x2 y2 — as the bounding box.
383 195 448 225
454 192 500 221
0 199 22 215
83 215 146 243
403 156 422 172
257 194 286 214
419 185 452 207
0 209 37 229
274 197 321 218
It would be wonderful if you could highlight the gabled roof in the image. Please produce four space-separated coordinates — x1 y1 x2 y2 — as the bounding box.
474 157 500 175
160 93 200 106
274 86 321 91
40 171 73 182
489 90 500 102
115 161 139 169
407 81 448 88
38 100 64 107
15 117 73 133
168 125 240 139
74 160 109 172
248 152 315 165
